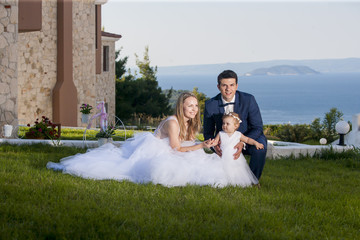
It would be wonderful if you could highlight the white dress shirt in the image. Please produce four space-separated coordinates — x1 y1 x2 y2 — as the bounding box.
221 95 236 114
221 95 246 149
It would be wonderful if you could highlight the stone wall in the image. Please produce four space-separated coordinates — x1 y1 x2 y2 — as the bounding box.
17 0 98 126
73 0 96 126
96 38 116 121
0 0 18 136
5 0 116 130
17 0 57 125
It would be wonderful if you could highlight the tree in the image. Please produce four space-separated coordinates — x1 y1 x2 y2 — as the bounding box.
307 107 344 143
265 107 346 143
115 46 172 122
163 89 184 109
310 117 323 141
192 87 209 122
322 107 343 142
135 46 157 81
115 47 128 80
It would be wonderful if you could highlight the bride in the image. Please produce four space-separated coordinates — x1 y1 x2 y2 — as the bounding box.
47 92 258 187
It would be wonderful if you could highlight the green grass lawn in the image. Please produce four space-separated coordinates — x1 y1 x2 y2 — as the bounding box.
18 126 139 141
19 126 206 142
1 144 359 239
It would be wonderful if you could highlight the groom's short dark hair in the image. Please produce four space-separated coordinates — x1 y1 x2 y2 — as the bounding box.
217 70 238 85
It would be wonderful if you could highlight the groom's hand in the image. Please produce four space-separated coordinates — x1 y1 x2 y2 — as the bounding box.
233 141 245 160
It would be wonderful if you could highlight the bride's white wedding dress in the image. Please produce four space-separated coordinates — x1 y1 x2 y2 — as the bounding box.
47 117 258 187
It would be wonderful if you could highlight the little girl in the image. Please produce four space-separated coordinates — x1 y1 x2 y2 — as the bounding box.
211 112 263 186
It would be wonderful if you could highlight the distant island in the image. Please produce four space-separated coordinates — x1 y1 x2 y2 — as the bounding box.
244 65 320 76
157 57 360 76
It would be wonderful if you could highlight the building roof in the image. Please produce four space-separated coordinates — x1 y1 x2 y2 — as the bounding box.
101 31 122 39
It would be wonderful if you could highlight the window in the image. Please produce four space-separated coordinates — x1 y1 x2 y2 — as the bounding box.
19 0 42 32
105 102 108 113
103 46 109 72
95 6 98 50
95 5 101 74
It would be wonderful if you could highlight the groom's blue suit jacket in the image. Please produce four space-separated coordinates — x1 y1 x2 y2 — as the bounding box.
203 91 266 144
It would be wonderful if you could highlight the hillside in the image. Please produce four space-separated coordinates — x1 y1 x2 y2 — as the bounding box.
157 58 360 76
245 65 320 76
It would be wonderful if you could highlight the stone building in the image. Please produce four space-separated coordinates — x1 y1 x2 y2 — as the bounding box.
0 0 121 136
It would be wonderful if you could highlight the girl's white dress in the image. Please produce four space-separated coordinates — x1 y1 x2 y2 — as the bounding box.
47 117 258 187
218 131 258 186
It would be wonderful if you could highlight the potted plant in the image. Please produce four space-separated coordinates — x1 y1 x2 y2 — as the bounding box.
25 116 60 141
95 124 115 146
80 103 93 123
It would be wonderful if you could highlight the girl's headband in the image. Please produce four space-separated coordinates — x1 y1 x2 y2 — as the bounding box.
225 113 242 124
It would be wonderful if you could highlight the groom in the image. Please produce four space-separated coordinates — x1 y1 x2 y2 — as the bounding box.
203 70 267 180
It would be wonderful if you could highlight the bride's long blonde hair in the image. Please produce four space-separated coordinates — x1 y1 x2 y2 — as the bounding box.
175 92 201 141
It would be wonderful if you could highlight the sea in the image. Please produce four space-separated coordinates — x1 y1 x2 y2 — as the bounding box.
157 72 360 125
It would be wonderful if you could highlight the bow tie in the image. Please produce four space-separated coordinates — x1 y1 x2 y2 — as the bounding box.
220 102 235 107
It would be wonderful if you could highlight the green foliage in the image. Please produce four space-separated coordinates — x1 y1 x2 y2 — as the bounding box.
115 47 128 79
117 51 210 124
162 87 209 120
115 46 172 121
314 146 360 161
163 89 188 109
116 78 172 120
95 125 116 139
310 117 322 140
79 103 93 114
192 87 209 121
25 116 60 140
322 107 344 142
20 126 136 141
275 124 311 143
265 107 347 144
263 124 281 140
1 144 360 239
135 46 157 82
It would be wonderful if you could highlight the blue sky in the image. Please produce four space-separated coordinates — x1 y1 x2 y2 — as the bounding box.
102 0 360 67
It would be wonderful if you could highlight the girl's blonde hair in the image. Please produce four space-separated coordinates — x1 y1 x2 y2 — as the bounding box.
222 112 242 128
175 92 201 141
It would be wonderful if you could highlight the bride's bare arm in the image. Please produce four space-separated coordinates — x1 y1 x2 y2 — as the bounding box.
166 120 215 152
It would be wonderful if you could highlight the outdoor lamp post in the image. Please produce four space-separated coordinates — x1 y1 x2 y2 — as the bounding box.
319 138 327 145
335 120 350 146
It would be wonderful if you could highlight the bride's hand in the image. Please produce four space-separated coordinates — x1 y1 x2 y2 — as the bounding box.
202 139 216 148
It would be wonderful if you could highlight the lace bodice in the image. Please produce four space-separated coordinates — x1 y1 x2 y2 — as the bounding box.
153 116 180 139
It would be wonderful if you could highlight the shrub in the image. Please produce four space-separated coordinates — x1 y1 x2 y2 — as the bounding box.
25 116 60 140
275 124 311 143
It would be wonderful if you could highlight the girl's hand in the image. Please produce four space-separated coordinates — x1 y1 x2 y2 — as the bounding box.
203 139 216 148
255 142 264 150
